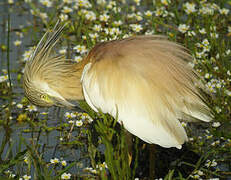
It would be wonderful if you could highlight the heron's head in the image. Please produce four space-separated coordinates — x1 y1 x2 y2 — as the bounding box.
23 75 54 107
23 72 76 108
23 22 78 109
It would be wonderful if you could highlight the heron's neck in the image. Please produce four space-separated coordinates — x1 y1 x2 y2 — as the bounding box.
46 58 89 101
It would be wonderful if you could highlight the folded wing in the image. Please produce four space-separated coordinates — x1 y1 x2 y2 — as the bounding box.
81 36 212 148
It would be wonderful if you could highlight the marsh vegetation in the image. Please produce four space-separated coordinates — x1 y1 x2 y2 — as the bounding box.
0 0 231 179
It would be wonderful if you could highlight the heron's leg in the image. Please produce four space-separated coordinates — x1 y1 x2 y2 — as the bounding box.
148 144 156 179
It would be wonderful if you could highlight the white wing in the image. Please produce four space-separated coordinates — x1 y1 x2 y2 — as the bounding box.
81 36 212 149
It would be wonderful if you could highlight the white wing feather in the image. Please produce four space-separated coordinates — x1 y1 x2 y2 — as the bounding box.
81 36 212 149
81 63 186 149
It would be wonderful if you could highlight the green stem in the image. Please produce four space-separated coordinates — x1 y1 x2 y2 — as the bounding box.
6 11 12 126
7 14 12 90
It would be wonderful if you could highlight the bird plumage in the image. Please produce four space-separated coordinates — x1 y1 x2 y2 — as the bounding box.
23 24 86 107
81 36 212 148
23 23 212 149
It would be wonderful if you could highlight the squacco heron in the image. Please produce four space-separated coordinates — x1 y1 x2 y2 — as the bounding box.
23 23 212 149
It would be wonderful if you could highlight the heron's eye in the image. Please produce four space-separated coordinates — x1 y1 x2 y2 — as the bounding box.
40 94 53 104
40 94 47 101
